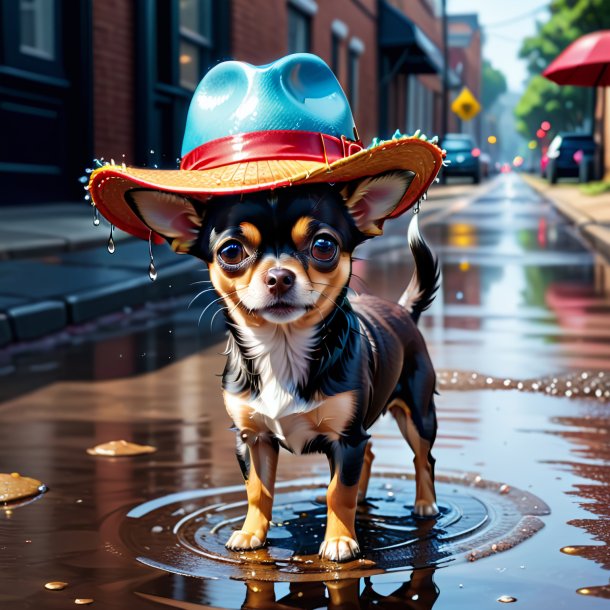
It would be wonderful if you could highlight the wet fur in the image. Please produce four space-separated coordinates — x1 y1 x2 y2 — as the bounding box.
126 177 440 562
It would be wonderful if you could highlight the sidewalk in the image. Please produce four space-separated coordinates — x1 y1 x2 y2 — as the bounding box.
0 202 206 346
521 174 610 260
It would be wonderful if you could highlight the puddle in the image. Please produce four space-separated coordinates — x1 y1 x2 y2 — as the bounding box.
116 473 549 582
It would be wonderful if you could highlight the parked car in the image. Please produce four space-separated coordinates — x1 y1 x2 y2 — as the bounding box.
442 134 481 183
546 133 596 184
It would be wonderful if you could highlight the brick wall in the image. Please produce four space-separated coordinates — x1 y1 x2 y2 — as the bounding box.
92 0 135 161
231 0 378 142
232 0 287 64
315 0 377 143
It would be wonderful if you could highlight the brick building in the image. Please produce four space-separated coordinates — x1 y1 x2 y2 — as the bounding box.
448 14 482 140
1 0 479 206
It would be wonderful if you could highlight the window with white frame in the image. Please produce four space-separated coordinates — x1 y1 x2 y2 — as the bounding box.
348 38 364 114
179 0 213 90
288 5 311 53
331 19 348 76
19 0 55 60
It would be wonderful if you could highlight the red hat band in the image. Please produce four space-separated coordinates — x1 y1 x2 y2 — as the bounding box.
180 130 364 172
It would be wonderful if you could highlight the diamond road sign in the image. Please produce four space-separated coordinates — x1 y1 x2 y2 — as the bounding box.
451 87 481 121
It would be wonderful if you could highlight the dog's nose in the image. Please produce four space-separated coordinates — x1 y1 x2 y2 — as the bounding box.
265 268 295 296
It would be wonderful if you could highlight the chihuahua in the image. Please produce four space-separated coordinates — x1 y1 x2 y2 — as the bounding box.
126 169 439 562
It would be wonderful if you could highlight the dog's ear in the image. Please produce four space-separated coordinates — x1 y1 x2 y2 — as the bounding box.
341 171 415 237
126 189 204 253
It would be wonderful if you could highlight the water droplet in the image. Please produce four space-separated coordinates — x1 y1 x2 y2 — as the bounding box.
107 236 115 253
148 262 157 281
150 149 155 154
93 209 100 226
499 484 510 494
459 584 464 588
151 525 163 533
497 595 517 603
45 581 68 590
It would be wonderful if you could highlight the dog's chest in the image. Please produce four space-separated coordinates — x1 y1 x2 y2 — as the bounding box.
225 389 356 454
225 324 357 452
234 323 317 419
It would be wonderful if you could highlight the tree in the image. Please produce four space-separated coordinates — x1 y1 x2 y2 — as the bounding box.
482 59 507 111
515 0 610 138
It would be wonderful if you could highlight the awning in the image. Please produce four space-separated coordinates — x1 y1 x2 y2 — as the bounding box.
379 1 444 75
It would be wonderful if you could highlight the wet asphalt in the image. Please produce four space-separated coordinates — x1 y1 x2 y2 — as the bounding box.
0 173 609 609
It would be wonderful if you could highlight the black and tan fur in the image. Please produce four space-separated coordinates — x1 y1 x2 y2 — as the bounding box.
126 171 440 562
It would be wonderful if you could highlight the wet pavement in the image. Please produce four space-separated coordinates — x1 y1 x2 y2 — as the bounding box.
1 174 609 608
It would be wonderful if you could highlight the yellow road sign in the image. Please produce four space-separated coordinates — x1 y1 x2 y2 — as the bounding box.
451 87 481 121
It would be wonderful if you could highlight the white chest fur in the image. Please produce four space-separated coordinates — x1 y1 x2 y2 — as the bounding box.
234 323 319 419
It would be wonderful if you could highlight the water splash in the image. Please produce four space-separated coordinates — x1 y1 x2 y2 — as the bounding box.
437 370 609 403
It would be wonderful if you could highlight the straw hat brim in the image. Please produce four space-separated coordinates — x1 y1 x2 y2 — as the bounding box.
89 137 444 241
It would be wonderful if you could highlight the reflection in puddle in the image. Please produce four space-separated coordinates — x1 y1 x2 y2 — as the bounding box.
136 568 440 610
437 369 609 402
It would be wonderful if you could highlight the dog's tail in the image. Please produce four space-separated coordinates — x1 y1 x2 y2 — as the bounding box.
398 214 440 324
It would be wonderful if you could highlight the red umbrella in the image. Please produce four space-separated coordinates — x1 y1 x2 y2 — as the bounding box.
543 30 610 86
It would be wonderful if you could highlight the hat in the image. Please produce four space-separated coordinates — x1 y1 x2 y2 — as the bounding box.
89 53 444 241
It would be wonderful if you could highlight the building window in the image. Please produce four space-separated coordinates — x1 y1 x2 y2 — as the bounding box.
179 0 213 90
347 38 364 114
288 5 311 53
136 0 230 167
330 19 347 77
19 0 55 60
331 33 340 74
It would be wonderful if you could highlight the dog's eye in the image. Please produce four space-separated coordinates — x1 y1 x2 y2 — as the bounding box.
218 241 245 265
311 235 338 262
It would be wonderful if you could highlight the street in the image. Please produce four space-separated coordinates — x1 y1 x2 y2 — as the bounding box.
1 174 609 609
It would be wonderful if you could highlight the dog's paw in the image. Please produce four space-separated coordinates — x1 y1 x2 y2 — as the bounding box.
225 530 265 551
413 500 439 519
319 536 360 562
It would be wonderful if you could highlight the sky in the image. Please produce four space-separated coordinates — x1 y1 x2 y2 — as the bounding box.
448 0 551 93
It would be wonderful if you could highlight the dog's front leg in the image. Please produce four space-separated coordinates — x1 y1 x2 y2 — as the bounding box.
226 431 279 551
319 438 368 562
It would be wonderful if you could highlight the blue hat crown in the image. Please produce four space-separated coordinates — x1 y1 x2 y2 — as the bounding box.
181 53 357 157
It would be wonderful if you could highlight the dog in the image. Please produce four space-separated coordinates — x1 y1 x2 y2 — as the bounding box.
125 168 440 563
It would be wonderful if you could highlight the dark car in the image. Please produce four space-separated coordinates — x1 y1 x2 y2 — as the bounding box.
546 133 596 184
442 134 481 183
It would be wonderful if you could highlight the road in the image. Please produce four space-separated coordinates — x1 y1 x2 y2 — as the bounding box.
0 174 608 609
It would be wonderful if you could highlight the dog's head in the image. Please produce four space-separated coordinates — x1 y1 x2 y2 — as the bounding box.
126 171 413 327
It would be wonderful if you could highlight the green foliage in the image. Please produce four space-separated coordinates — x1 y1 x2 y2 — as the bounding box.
515 0 610 138
482 59 507 110
515 75 590 136
580 180 610 195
